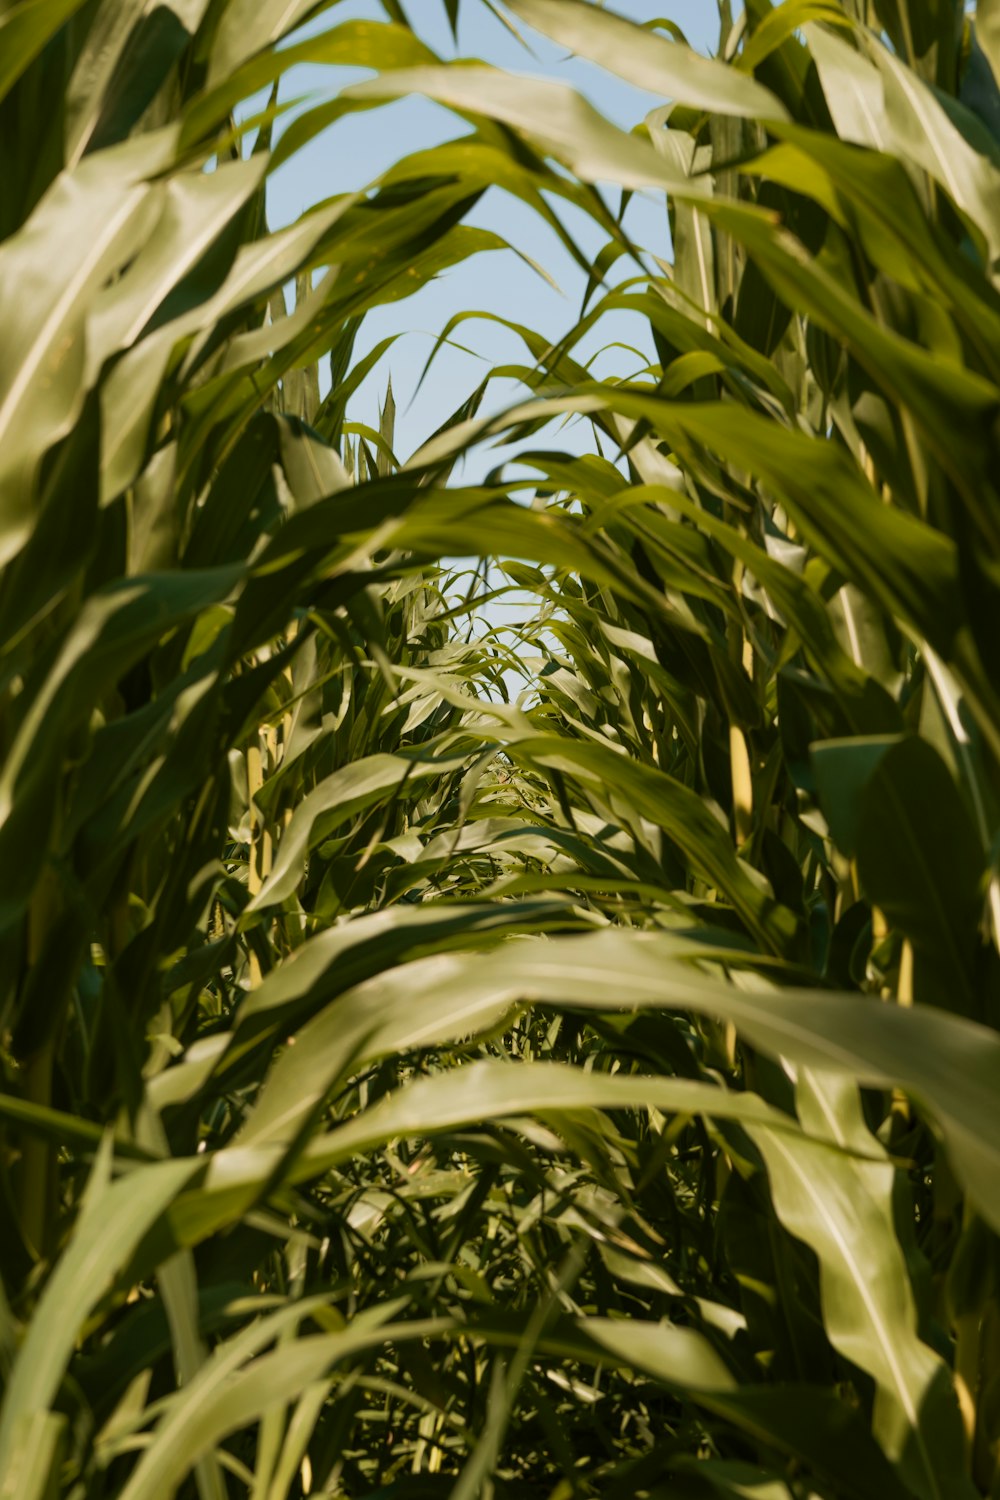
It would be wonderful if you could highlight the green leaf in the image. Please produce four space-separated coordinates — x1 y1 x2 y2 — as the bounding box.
341 65 715 196
814 735 985 1014
115 1303 415 1500
759 1069 969 1499
506 0 789 121
231 932 1000 1237
0 131 177 566
245 749 470 911
192 21 439 138
502 731 801 954
0 0 91 107
811 735 901 858
63 0 213 165
208 0 344 84
88 156 265 365
873 40 1000 257
0 1412 65 1500
854 737 985 1014
0 567 239 927
0 1157 200 1478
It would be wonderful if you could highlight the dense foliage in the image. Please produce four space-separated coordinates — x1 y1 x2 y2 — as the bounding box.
2 0 1000 1496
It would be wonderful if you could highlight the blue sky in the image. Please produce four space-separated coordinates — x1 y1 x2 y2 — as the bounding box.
266 1 720 471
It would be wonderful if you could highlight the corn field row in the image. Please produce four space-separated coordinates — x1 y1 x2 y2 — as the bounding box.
2 1 1000 1496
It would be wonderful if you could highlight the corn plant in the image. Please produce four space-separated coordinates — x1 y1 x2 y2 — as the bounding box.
4 1 1000 1498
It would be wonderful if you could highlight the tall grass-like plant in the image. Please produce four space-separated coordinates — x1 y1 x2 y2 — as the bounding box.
4 1 1000 1497
0 3 580 1493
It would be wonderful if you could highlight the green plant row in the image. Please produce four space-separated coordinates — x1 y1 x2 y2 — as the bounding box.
2 1 1000 1496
